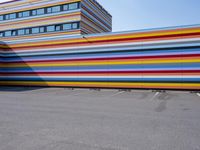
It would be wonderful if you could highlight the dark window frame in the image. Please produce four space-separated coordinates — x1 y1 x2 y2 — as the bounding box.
0 22 80 37
0 2 80 21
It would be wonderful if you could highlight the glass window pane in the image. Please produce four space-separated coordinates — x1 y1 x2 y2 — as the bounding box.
72 23 78 29
11 30 17 36
52 6 61 12
0 32 3 37
37 8 45 15
5 15 9 20
25 29 30 34
63 4 69 11
63 24 72 30
0 15 3 21
18 12 23 18
22 11 30 17
55 25 61 31
39 27 45 33
10 13 16 19
5 31 11 36
47 25 55 32
32 27 40 34
69 3 78 10
32 10 37 16
47 7 52 13
18 29 25 35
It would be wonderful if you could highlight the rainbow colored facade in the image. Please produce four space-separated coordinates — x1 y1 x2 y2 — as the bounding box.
0 0 200 90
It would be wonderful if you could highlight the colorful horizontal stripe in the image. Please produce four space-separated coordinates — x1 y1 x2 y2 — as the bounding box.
0 1 200 90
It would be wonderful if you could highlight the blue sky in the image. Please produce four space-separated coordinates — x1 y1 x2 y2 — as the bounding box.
98 0 200 31
1 0 200 32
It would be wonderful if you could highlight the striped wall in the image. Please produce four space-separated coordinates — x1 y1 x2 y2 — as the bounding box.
81 0 112 34
0 0 112 38
1 25 200 90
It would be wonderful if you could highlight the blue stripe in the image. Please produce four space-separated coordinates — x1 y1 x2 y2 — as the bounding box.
1 63 200 72
2 48 200 62
1 77 200 82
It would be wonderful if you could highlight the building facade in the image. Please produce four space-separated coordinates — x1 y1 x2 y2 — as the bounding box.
0 0 112 40
0 0 200 90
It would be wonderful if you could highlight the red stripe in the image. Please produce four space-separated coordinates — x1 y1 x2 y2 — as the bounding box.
4 32 200 50
1 70 200 75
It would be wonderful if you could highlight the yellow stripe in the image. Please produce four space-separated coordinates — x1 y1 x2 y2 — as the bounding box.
7 27 200 48
0 81 200 87
2 58 200 67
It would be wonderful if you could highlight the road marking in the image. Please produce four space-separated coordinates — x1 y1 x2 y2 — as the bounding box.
197 93 200 97
72 91 90 96
111 91 125 97
151 92 160 100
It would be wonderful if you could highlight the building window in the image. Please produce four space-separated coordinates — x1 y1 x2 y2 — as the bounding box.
23 11 30 17
63 4 69 11
47 25 55 32
18 12 23 18
11 30 17 36
18 29 25 35
1 22 80 37
0 15 3 21
72 23 79 29
63 23 72 30
39 27 45 33
0 2 80 21
32 27 40 34
55 25 61 31
37 8 45 15
25 29 30 34
47 7 52 13
69 3 79 10
4 31 11 37
19 11 30 18
32 10 37 16
5 14 10 20
9 13 16 19
52 6 61 13
0 32 3 37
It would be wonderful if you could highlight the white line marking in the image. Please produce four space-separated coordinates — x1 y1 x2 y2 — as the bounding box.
151 92 160 100
111 91 125 97
72 91 90 96
197 93 200 97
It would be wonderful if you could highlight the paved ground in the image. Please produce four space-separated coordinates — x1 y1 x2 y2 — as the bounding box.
0 87 200 150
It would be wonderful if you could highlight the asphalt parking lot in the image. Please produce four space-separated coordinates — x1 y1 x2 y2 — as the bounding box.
0 87 200 150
